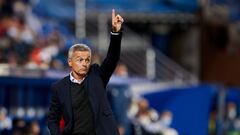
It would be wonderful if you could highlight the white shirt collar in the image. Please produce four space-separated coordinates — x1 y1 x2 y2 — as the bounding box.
69 72 85 84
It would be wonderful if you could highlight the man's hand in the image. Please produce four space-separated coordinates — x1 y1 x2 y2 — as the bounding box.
112 9 124 32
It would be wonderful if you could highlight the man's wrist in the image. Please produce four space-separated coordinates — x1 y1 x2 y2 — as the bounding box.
111 28 123 35
110 31 120 35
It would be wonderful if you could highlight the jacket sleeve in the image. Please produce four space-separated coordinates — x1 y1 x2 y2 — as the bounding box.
98 32 122 87
47 84 62 135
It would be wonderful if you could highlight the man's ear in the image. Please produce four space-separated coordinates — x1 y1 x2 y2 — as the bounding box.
68 58 72 67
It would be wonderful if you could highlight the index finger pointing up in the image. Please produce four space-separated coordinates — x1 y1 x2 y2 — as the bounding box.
112 9 115 19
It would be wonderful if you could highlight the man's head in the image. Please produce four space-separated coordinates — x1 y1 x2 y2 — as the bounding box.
68 44 91 79
138 98 149 112
114 63 128 77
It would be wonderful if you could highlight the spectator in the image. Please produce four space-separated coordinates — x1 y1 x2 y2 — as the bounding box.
10 118 27 135
128 98 178 135
224 102 240 134
0 107 12 131
6 15 35 66
114 62 128 77
27 121 40 135
128 98 159 135
112 63 130 135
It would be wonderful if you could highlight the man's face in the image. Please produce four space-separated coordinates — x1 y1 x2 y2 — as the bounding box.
68 51 91 78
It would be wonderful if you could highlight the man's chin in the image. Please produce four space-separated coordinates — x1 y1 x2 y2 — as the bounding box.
76 72 87 77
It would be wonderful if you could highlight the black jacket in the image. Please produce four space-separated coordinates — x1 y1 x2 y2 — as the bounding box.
48 32 122 135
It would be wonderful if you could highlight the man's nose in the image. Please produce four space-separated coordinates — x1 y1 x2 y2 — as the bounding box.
82 61 87 67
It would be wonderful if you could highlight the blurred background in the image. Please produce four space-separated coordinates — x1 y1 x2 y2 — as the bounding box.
0 0 240 135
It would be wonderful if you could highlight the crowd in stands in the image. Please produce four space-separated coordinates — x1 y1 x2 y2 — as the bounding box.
127 98 178 135
208 101 240 135
0 0 77 71
108 63 180 135
0 98 179 135
0 107 46 135
224 102 240 135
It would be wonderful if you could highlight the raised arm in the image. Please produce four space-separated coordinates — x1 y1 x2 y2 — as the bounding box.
99 9 124 86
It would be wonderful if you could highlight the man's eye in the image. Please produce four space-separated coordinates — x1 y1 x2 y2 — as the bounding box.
76 59 83 62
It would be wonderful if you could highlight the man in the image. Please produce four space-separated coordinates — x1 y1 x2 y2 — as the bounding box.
48 9 124 135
